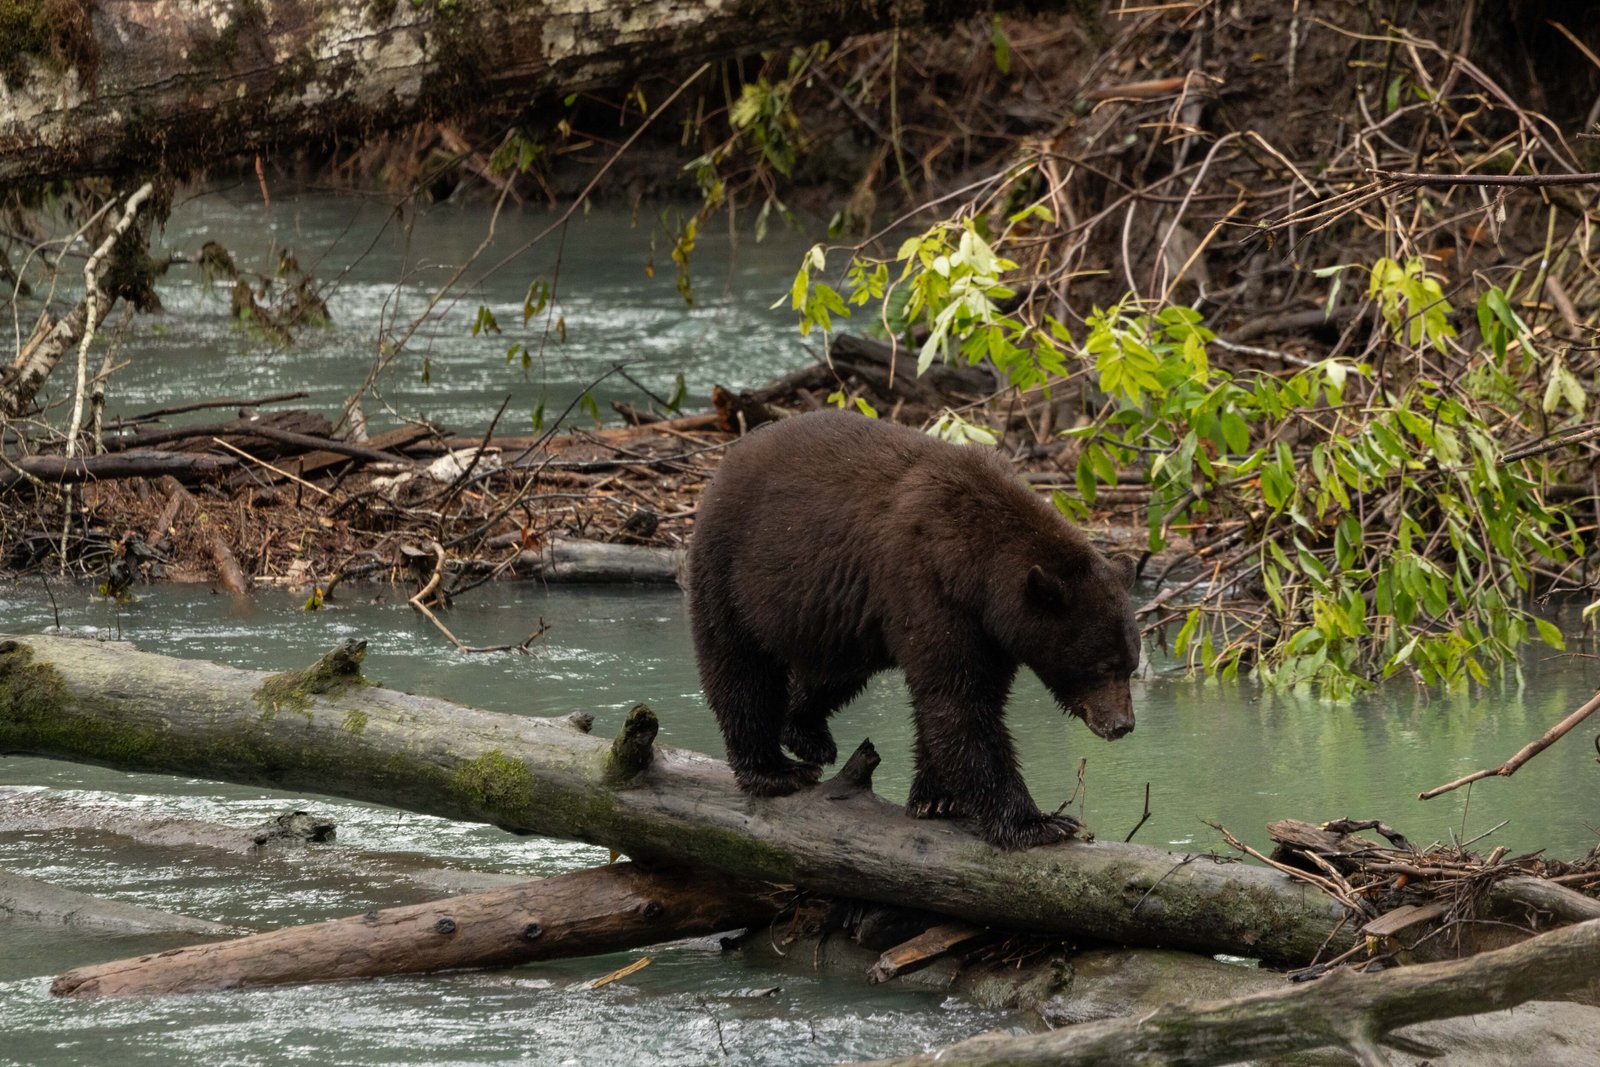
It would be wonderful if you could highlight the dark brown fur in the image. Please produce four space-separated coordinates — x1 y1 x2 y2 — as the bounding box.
686 410 1139 849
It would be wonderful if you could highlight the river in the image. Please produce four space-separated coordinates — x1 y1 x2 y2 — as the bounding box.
2 192 1598 1065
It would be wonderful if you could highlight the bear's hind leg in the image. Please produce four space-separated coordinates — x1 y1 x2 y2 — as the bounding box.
781 674 868 766
699 637 821 797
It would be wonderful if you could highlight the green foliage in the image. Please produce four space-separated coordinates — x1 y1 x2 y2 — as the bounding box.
1067 275 1580 697
799 231 1585 698
791 211 1068 391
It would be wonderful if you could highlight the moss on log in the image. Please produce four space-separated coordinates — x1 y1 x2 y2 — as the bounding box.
0 634 1353 965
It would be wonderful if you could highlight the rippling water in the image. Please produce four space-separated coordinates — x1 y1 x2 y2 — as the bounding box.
5 192 1600 1064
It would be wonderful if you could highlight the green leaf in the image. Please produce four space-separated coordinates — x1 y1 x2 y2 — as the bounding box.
990 14 1012 75
1535 617 1566 651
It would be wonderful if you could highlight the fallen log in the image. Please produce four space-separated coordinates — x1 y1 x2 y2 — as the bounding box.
0 634 1354 964
0 0 999 188
743 918 1600 1064
0 869 238 937
851 919 1600 1067
517 539 685 584
0 449 236 490
156 477 251 597
50 861 779 998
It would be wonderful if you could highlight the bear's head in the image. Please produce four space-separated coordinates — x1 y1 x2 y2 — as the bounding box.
1008 552 1140 740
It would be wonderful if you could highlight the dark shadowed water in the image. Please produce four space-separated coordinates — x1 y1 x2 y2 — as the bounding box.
4 192 1600 1065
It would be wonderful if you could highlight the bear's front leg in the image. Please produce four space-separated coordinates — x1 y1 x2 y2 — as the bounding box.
904 656 1081 849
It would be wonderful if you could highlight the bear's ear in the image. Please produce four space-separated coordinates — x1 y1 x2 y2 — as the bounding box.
1109 552 1143 590
1027 564 1069 607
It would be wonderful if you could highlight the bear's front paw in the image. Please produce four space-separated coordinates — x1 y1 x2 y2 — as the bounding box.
735 759 823 797
982 812 1087 850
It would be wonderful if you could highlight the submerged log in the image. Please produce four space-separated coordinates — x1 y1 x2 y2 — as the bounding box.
0 633 1353 965
0 0 1001 188
0 869 238 937
51 861 780 998
854 919 1600 1067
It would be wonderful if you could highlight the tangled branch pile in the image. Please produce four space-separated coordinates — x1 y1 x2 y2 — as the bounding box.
740 2 1600 694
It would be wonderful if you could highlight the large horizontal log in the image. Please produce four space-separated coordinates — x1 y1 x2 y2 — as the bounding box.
0 448 235 489
0 0 996 187
0 634 1352 965
851 919 1600 1067
50 861 779 998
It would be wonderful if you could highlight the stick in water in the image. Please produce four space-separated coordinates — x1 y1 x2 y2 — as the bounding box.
1418 688 1600 801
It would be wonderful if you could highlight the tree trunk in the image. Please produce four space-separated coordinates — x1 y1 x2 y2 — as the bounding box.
50 861 779 998
0 634 1354 965
0 0 1000 187
848 919 1600 1067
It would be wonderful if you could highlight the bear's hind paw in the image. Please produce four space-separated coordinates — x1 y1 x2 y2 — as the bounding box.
735 760 823 797
983 812 1088 850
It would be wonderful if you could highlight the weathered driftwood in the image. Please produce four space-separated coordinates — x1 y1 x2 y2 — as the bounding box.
742 931 1600 1066
50 861 779 998
851 919 1600 1067
0 0 1001 187
517 539 685 584
0 787 524 899
0 869 237 937
0 449 236 490
0 633 1353 965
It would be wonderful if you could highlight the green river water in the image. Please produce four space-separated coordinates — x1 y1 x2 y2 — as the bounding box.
2 193 1598 1065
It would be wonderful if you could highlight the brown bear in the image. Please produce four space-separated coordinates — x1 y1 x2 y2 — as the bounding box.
686 408 1140 849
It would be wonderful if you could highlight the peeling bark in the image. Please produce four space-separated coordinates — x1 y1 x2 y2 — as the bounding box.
0 0 1001 186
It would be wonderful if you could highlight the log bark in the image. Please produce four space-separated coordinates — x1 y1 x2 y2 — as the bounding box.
0 448 236 490
50 861 780 998
0 0 1001 187
0 634 1354 965
851 919 1600 1067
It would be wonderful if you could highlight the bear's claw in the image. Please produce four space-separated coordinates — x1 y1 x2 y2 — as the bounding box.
907 795 968 819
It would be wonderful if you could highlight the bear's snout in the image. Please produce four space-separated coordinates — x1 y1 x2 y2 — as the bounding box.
1070 677 1135 741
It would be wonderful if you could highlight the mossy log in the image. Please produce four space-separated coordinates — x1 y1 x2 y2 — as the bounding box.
850 919 1600 1067
0 634 1352 965
50 861 778 998
0 0 1007 187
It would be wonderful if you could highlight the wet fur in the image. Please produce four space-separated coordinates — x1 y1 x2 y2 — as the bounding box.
687 410 1139 849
